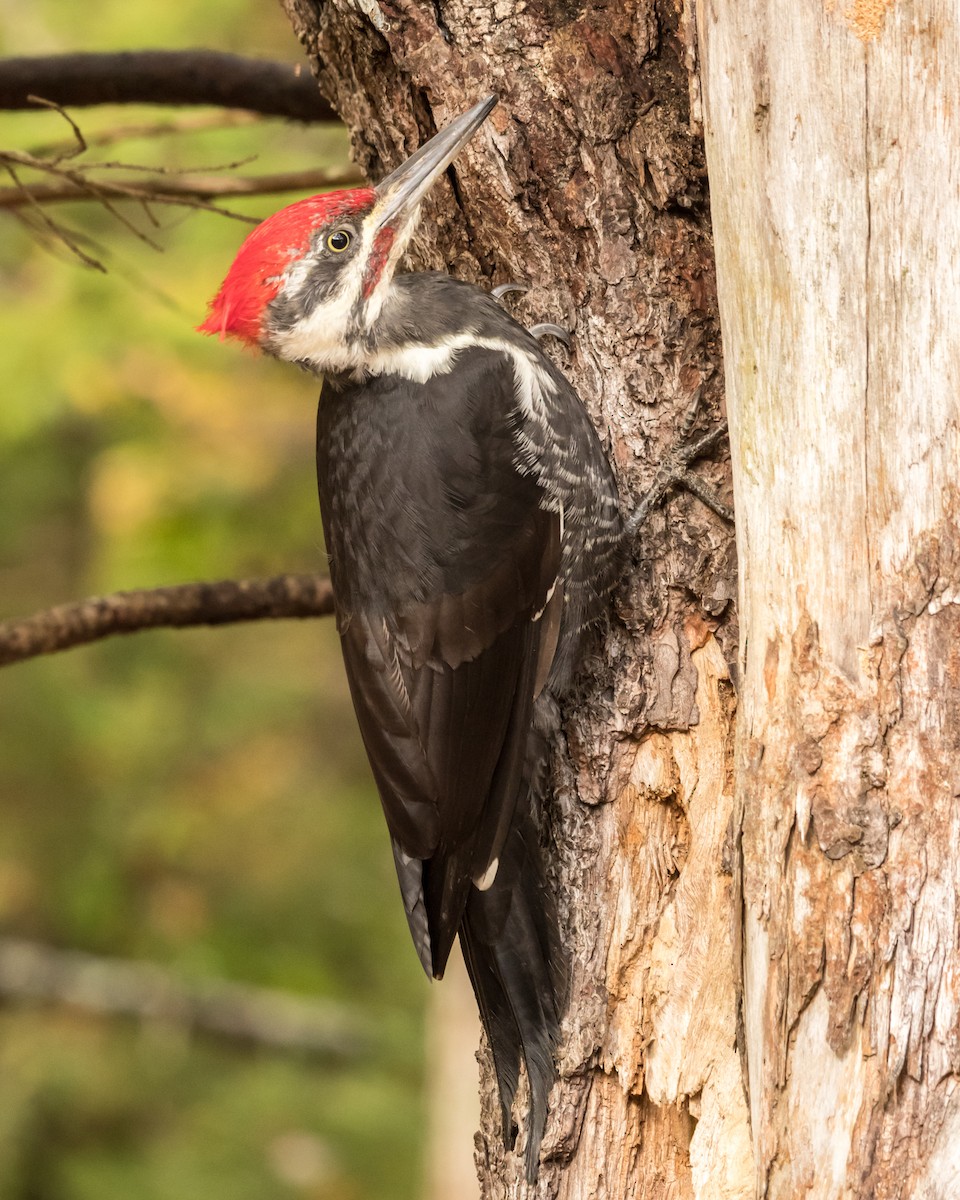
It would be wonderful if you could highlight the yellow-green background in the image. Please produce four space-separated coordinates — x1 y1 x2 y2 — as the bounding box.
0 4 427 1197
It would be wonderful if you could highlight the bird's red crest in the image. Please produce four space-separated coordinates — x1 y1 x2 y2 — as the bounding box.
197 188 375 346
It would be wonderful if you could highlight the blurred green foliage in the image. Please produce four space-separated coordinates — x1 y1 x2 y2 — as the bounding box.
0 4 429 1199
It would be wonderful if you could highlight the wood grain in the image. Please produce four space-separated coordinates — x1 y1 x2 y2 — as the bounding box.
701 0 960 1194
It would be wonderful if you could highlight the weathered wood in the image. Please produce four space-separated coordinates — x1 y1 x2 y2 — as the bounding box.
280 2 742 1195
700 0 960 1194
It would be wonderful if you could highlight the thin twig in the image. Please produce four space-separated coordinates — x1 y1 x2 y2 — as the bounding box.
29 111 261 159
0 937 364 1060
626 422 732 535
0 145 255 176
0 575 336 668
675 469 735 523
0 165 365 209
25 94 87 161
3 161 106 270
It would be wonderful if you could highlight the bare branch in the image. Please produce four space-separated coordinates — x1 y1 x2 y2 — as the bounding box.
30 110 261 158
0 165 365 210
625 422 731 536
0 575 336 668
0 51 338 124
3 161 107 270
25 95 87 160
0 937 364 1060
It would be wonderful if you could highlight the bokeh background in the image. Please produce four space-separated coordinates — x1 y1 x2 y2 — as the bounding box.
0 3 478 1197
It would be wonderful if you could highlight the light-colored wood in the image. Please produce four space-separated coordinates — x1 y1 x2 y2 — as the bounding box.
592 637 752 1200
700 0 960 1194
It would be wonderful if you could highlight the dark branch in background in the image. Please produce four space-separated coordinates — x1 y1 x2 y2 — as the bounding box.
0 937 363 1060
0 165 365 209
0 51 338 123
0 575 335 668
0 69 358 266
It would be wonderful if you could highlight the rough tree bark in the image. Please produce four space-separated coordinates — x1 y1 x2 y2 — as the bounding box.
279 1 744 1196
701 1 960 1197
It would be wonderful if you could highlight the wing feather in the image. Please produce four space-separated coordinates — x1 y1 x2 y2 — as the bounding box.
340 503 559 976
317 347 563 978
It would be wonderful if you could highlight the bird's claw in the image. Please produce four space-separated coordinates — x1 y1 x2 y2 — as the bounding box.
528 322 572 349
492 285 572 349
491 282 530 302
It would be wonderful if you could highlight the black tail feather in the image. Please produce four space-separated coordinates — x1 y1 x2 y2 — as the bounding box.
459 800 565 1183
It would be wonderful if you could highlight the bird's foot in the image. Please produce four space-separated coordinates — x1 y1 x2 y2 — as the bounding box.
625 423 732 535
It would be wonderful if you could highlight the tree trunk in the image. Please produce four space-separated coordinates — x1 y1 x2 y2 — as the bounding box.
280 0 742 1195
700 0 960 1197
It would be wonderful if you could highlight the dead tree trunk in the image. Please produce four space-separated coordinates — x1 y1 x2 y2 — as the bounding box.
279 2 742 1195
700 1 960 1196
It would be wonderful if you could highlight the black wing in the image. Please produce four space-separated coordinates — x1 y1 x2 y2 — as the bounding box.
316 348 561 978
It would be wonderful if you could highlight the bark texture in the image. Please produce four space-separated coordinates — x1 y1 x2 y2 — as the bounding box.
0 575 334 667
279 2 743 1195
700 0 960 1195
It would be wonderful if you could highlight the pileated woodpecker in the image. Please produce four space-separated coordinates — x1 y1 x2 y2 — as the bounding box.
200 96 622 1180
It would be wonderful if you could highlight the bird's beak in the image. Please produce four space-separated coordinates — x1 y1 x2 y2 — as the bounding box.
373 95 498 233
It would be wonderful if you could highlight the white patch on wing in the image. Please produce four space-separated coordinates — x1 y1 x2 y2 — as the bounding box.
470 339 568 506
473 858 499 891
533 577 558 621
383 625 415 719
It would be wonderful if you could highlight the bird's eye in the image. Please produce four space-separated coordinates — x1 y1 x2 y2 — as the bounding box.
326 229 352 253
